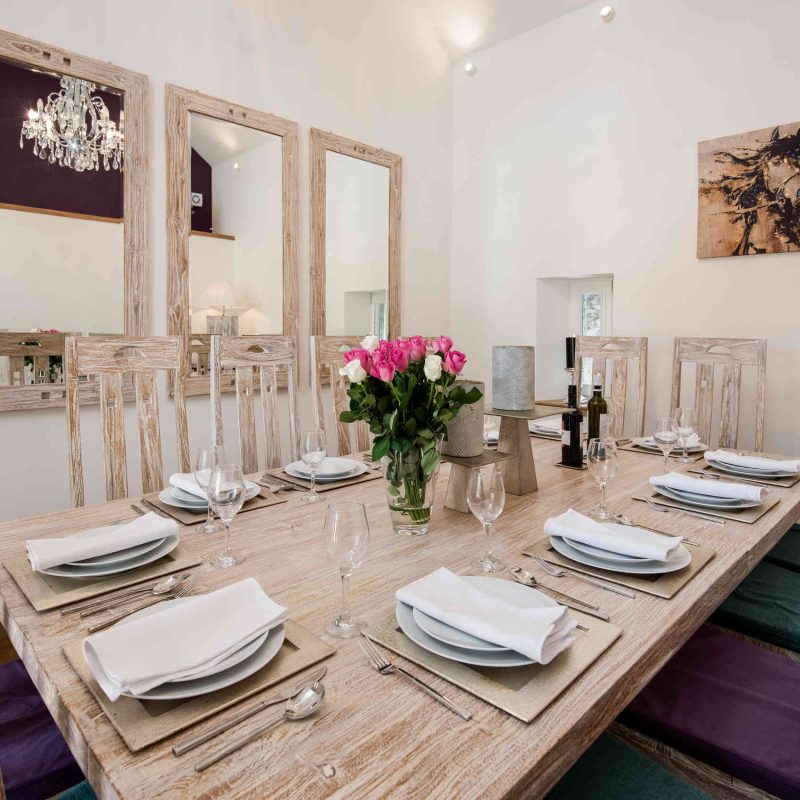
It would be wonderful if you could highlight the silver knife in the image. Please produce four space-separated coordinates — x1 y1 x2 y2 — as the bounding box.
172 665 328 757
689 467 780 489
551 598 609 621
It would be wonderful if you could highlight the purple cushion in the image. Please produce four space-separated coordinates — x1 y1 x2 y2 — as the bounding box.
0 660 84 800
620 625 800 800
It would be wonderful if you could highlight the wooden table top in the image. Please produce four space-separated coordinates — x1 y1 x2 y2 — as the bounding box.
1 439 798 800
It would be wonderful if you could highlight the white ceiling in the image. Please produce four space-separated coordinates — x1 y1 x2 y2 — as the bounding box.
417 0 596 59
190 112 278 166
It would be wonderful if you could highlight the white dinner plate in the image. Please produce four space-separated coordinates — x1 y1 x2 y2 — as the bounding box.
69 534 166 567
634 440 706 454
170 486 208 505
41 533 180 579
705 458 796 479
654 484 762 509
284 460 368 483
159 482 260 510
412 607 510 652
285 457 366 478
561 531 651 564
550 536 691 575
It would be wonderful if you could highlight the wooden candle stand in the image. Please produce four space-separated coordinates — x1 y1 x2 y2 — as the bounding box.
443 450 514 513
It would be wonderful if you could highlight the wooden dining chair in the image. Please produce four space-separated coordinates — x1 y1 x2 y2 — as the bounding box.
0 331 78 387
671 337 767 451
310 335 371 457
574 336 648 437
65 336 190 507
210 335 300 472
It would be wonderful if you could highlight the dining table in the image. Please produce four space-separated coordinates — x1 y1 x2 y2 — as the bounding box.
1 436 798 800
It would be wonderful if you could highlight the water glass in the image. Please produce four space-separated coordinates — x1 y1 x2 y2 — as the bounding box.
587 438 619 520
673 407 696 464
194 445 227 534
653 417 678 472
206 463 246 568
467 464 506 573
482 415 495 447
301 428 327 503
324 502 370 638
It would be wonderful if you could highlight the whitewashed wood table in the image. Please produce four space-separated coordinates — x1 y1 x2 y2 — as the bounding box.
1 439 798 800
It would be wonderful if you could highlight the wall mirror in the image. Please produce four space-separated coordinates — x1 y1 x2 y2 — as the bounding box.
310 129 401 341
166 85 298 395
0 29 147 411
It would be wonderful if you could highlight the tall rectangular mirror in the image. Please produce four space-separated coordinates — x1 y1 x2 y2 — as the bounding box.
310 129 401 341
166 86 299 395
0 29 148 411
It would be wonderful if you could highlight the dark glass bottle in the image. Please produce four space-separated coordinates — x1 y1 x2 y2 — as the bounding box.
561 385 584 467
586 373 608 441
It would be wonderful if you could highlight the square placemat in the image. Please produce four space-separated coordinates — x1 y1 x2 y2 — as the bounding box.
618 443 705 461
141 487 287 525
262 467 381 493
634 489 780 524
687 465 800 489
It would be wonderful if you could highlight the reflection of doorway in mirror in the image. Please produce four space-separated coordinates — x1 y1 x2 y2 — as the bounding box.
325 152 389 337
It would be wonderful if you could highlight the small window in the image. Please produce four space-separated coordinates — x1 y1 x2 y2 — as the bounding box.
569 277 613 388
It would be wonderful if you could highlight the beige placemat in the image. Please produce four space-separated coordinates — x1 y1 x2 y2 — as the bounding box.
618 443 705 462
526 540 716 599
687 465 800 488
634 488 781 524
3 545 203 612
364 609 621 723
141 487 287 525
64 620 334 752
262 467 382 493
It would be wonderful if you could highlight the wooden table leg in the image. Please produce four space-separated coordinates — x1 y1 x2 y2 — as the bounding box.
498 417 538 494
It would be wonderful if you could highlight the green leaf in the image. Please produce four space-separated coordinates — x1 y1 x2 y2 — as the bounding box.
421 449 441 477
464 386 483 404
372 435 390 461
339 410 359 423
402 418 417 435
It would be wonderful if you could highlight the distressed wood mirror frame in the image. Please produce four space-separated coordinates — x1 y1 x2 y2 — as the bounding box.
0 29 149 412
310 128 402 342
166 85 299 396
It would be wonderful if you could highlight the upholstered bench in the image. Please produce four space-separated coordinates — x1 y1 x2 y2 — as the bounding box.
57 781 96 800
765 523 800 573
619 624 800 799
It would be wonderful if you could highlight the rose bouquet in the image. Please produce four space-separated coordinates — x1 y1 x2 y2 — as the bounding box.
340 335 482 535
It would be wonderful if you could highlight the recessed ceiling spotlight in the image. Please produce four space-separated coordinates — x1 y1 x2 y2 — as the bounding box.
464 62 477 76
600 5 615 22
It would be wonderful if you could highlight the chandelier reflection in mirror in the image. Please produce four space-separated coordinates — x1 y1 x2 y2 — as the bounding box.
19 76 124 172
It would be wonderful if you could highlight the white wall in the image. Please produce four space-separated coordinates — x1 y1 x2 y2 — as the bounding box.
0 0 454 520
451 0 800 452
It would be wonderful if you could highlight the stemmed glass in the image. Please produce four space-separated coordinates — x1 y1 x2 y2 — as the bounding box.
587 438 619 520
467 465 506 573
206 463 246 568
301 428 327 504
653 417 678 473
324 502 370 638
194 445 227 534
673 407 696 464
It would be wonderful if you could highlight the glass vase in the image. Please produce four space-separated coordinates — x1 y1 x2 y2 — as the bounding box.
383 442 442 536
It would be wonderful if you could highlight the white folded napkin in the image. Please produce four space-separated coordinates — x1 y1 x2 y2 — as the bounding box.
544 508 682 562
169 473 207 500
26 513 177 572
705 450 800 474
396 567 576 664
650 473 762 502
83 578 287 701
635 432 701 449
529 415 562 433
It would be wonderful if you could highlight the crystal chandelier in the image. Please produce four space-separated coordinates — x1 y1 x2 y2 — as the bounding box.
19 76 124 172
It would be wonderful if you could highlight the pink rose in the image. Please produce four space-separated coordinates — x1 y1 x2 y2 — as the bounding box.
376 339 392 358
343 348 372 372
407 335 426 361
370 357 396 383
431 335 453 355
389 344 410 372
443 350 467 375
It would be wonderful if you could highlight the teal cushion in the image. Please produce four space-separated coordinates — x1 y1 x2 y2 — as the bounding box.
712 560 800 652
765 523 800 572
546 733 708 799
58 780 97 800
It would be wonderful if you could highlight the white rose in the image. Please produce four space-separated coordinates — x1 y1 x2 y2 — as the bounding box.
361 334 380 353
339 360 367 384
424 353 442 381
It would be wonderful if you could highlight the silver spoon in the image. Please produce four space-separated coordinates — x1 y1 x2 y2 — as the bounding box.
509 567 599 610
195 682 325 772
613 513 700 547
61 573 190 616
78 573 191 618
644 498 725 525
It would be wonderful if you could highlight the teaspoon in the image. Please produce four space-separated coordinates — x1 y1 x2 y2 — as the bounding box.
612 513 700 547
509 567 599 610
78 573 190 618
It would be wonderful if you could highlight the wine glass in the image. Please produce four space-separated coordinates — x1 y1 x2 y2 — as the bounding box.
194 445 227 534
587 438 619 520
483 415 496 447
653 417 678 473
467 465 506 572
673 407 696 464
301 428 327 504
324 502 370 638
206 463 246 568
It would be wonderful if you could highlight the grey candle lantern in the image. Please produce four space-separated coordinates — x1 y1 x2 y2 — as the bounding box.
492 346 535 410
442 380 485 458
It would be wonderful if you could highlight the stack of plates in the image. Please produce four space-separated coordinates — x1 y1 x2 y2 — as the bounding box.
158 480 261 512
634 438 707 454
115 599 285 700
529 415 562 439
41 527 180 579
652 483 763 510
705 455 797 480
396 576 557 668
284 457 368 483
549 527 692 575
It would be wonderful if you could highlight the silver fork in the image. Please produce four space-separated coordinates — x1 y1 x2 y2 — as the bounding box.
359 637 471 721
87 577 200 633
525 554 636 598
644 498 726 525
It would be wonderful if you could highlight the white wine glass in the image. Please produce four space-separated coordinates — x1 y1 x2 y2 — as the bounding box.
587 438 619 520
301 428 327 503
194 445 227 534
653 417 678 473
324 502 370 638
206 463 246 568
673 407 696 464
467 465 506 573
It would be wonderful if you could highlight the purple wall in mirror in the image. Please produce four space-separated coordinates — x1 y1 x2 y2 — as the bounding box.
0 57 123 218
190 148 212 232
